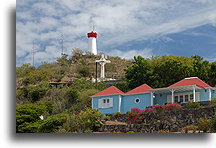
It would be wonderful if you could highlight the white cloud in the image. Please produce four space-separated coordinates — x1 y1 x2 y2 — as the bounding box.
16 0 216 66
106 48 153 60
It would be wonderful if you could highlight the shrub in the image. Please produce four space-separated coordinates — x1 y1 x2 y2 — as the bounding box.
210 115 216 133
152 104 166 112
101 115 110 121
38 113 69 133
26 81 49 102
157 130 170 133
131 108 142 113
127 112 144 124
76 65 90 77
143 105 166 113
114 112 122 116
209 98 216 108
165 103 182 111
62 108 102 133
186 102 203 109
16 102 53 132
182 125 197 133
65 88 79 105
197 117 212 132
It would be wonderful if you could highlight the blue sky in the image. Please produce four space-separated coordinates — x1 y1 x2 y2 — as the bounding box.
16 0 216 66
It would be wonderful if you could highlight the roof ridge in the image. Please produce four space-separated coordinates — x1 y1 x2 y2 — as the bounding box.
125 83 152 95
184 77 198 79
91 85 124 97
169 77 211 88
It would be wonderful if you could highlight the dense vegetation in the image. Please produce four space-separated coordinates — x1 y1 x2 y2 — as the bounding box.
124 55 216 91
16 49 216 133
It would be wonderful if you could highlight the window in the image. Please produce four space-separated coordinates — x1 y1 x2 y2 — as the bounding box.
135 98 140 104
180 95 183 103
185 95 189 102
98 98 113 108
190 94 193 101
167 92 199 103
174 96 178 103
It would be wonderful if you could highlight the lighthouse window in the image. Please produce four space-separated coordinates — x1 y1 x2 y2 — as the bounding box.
135 98 140 104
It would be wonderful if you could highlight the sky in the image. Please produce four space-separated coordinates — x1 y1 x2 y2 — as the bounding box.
16 0 216 67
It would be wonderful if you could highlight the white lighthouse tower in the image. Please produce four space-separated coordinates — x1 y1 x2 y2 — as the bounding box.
87 26 98 55
87 28 98 55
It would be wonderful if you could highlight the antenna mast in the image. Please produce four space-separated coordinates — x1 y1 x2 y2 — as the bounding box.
32 40 35 66
59 34 64 55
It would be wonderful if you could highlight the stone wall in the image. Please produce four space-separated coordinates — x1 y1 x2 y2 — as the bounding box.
99 107 215 133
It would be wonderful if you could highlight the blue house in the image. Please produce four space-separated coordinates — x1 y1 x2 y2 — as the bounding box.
91 77 216 114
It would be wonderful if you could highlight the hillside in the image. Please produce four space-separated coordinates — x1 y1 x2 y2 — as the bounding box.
16 49 132 107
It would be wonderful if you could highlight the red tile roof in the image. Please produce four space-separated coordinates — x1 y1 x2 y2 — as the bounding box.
91 86 124 97
125 84 152 95
168 77 211 88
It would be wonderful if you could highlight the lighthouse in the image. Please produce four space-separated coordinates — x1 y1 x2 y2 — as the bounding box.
87 29 98 55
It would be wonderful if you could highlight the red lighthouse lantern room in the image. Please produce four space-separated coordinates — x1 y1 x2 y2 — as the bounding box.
87 31 98 38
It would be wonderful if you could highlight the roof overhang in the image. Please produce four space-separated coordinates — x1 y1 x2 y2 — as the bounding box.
149 85 202 93
91 93 123 98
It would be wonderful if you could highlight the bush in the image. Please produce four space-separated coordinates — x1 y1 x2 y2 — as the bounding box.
182 125 197 133
165 103 182 111
26 81 49 102
60 108 102 133
127 112 144 124
186 102 203 109
197 117 212 132
65 88 79 105
38 113 69 133
211 115 216 132
209 98 216 108
76 65 90 77
157 130 170 133
16 102 53 132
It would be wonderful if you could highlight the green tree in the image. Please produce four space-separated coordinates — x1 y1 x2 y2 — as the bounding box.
152 57 193 87
208 61 216 86
65 88 79 106
16 63 36 78
26 81 49 102
57 53 70 66
16 102 54 132
124 56 153 89
23 69 54 85
191 55 210 82
71 48 83 63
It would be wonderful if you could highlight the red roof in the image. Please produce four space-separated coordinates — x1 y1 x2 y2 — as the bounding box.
125 84 152 95
91 86 124 97
168 77 211 88
87 31 98 38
